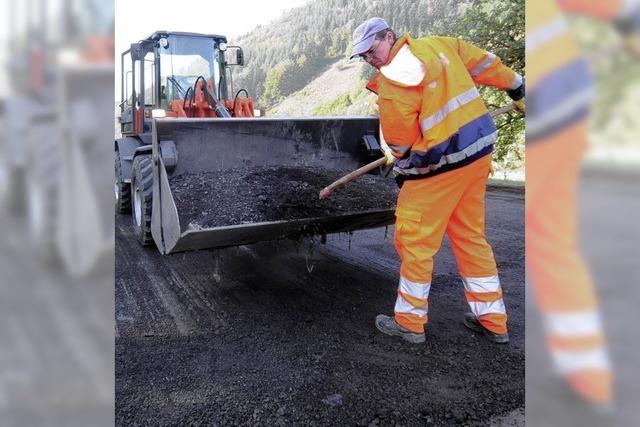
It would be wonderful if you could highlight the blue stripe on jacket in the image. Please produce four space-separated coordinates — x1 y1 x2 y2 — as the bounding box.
394 112 497 183
528 58 593 143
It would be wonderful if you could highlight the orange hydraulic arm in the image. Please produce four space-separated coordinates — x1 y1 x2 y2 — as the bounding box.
168 79 255 118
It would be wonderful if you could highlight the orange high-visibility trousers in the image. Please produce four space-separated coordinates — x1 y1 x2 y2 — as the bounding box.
527 121 612 404
392 154 508 335
526 0 615 407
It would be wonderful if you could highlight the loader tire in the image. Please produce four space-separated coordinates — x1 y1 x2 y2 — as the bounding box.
27 165 59 267
131 155 153 246
115 150 131 214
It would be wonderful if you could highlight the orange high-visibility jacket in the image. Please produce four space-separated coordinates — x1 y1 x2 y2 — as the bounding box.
366 35 524 180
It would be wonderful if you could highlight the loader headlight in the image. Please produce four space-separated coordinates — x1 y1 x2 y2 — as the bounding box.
159 37 169 48
219 42 227 51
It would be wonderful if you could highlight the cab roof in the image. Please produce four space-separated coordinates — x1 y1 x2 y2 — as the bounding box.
144 31 228 43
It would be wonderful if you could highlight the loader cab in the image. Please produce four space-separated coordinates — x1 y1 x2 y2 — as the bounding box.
119 31 242 143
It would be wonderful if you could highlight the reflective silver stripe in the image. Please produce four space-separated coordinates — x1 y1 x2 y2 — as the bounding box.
395 130 497 176
526 16 569 54
527 87 594 137
468 299 506 317
462 275 501 293
387 143 411 156
420 87 480 133
394 293 428 317
508 73 523 90
544 311 603 338
470 53 496 77
398 276 430 300
551 347 610 375
437 131 496 165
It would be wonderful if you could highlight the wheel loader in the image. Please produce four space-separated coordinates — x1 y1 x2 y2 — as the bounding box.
0 0 114 276
115 31 394 254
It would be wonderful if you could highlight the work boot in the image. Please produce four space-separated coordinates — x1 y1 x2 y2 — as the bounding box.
375 314 425 344
541 374 615 418
463 312 509 344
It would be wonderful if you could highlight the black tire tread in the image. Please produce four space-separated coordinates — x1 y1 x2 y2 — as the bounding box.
115 150 132 214
131 155 154 246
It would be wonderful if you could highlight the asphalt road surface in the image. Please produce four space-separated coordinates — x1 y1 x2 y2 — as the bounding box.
115 187 525 426
0 214 114 427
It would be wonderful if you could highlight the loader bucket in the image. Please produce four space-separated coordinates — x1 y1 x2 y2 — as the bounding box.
150 117 396 254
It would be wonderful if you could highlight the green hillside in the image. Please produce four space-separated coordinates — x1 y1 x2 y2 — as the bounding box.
230 0 525 174
231 0 523 104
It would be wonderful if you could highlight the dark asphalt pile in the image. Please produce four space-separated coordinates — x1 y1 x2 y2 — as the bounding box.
169 166 398 230
116 187 525 426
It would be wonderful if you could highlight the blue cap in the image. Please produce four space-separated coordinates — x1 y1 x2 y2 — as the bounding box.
350 17 390 59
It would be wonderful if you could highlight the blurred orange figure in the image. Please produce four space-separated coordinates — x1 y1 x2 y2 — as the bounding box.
527 0 637 409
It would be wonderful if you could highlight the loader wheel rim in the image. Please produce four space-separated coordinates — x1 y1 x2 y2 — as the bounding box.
134 184 142 227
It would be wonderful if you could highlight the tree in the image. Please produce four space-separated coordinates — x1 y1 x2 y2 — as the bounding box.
261 60 296 107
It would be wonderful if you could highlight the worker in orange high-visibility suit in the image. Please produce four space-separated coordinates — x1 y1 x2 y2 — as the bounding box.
350 18 525 345
528 0 639 411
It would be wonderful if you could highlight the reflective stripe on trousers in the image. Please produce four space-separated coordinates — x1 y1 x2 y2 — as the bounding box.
544 309 612 403
463 276 507 334
394 277 431 330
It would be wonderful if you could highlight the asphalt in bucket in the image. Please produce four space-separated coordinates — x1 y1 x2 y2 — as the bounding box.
169 166 399 230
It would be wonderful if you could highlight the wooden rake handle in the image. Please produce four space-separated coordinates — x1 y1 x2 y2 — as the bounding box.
318 103 518 200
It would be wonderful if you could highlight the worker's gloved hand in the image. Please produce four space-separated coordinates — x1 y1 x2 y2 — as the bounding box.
380 140 396 165
615 6 640 58
506 77 525 114
513 98 525 114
